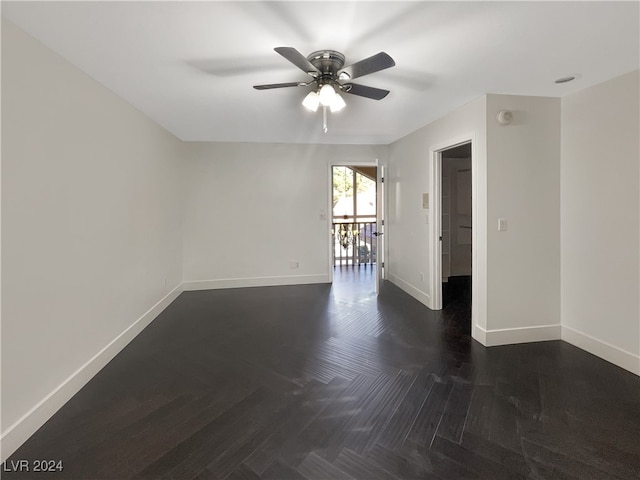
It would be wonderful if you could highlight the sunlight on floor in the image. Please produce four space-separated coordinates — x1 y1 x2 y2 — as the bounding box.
330 265 377 300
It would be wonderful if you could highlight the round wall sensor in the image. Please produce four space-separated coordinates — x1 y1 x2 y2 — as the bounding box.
496 110 512 125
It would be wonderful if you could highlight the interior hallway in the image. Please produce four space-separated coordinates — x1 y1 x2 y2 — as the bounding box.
4 270 639 479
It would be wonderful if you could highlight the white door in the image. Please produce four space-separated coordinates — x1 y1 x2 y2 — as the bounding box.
441 163 451 282
375 164 385 294
430 152 444 309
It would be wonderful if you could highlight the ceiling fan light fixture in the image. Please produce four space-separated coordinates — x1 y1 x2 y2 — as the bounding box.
330 93 346 113
319 84 336 106
302 91 320 112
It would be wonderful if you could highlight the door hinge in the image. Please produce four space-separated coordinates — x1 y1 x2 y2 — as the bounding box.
382 262 385 268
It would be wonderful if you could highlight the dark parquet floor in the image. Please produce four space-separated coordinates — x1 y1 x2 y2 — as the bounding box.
4 267 640 479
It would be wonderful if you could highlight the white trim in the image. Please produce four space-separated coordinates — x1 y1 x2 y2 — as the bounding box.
562 325 640 376
327 163 335 284
0 284 184 462
476 323 561 346
388 273 431 306
182 274 330 291
429 136 475 309
428 135 480 336
428 136 477 311
472 324 487 345
428 148 443 310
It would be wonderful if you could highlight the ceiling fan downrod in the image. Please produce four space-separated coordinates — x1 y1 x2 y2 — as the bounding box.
323 106 328 134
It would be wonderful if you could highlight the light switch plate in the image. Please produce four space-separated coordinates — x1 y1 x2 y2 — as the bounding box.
498 218 507 231
422 193 429 209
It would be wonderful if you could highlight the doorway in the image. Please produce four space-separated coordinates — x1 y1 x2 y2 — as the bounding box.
330 164 381 294
429 139 474 313
441 144 472 307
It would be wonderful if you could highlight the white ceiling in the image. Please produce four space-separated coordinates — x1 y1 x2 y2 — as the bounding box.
3 1 639 145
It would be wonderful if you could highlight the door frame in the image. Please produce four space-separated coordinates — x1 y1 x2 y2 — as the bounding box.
327 159 380 285
428 135 476 311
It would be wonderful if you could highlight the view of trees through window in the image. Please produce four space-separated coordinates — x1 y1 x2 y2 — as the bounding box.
332 166 376 222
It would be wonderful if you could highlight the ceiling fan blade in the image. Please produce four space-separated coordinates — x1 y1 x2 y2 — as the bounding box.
253 82 303 90
274 47 320 76
342 83 390 100
338 52 395 80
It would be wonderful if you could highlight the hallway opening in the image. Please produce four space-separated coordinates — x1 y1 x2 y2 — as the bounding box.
441 143 472 309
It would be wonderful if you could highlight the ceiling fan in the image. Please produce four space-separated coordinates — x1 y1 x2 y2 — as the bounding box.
253 47 396 116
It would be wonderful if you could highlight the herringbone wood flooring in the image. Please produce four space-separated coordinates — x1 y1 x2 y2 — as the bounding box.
4 268 640 479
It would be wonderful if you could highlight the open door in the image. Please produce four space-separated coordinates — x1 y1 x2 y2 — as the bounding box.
429 153 444 309
375 164 385 294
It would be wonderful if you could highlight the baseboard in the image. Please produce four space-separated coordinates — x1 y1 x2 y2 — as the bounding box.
472 324 487 345
477 323 561 347
387 273 431 307
562 325 640 376
0 284 184 462
182 274 330 291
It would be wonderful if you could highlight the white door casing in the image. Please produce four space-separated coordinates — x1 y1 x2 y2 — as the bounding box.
428 136 475 311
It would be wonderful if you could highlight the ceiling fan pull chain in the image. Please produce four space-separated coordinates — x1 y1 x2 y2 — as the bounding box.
323 106 328 133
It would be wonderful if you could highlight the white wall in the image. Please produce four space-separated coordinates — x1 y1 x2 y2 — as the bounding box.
182 142 386 290
485 95 561 342
1 19 185 458
561 70 640 374
387 94 562 347
387 96 488 334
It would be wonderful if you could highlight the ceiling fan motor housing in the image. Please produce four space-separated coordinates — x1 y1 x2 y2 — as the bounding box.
307 50 346 84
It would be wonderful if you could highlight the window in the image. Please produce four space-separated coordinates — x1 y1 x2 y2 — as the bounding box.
332 166 376 223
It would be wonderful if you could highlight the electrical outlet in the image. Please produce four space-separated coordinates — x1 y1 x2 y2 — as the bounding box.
289 261 300 269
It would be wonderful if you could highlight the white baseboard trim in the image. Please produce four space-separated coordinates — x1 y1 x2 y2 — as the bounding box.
472 324 487 345
182 274 330 291
562 325 640 376
477 324 561 347
0 284 184 462
387 273 431 307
